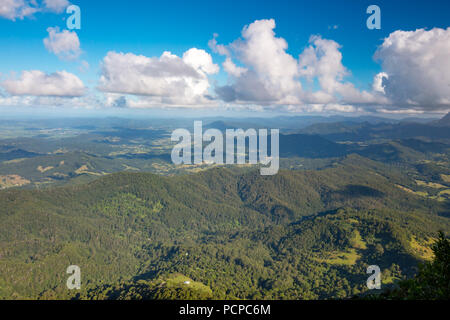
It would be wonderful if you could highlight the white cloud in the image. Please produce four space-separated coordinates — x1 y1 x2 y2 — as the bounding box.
282 103 365 114
212 19 382 109
0 93 102 109
103 93 128 108
43 0 69 13
98 49 219 107
372 72 388 94
0 95 89 108
2 70 85 96
211 22 450 113
182 48 219 75
377 108 425 115
374 28 450 110
223 57 247 77
209 34 247 77
43 27 81 60
298 35 384 105
299 36 348 93
0 0 69 20
0 0 38 20
216 19 301 104
208 34 230 56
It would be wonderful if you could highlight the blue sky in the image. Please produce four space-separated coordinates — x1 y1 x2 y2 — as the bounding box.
0 0 449 117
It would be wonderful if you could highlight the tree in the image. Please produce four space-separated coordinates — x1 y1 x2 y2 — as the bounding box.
379 231 450 300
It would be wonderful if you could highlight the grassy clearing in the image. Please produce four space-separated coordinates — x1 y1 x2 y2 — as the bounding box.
382 275 401 285
0 174 30 189
37 165 54 173
122 164 140 171
164 274 212 296
395 184 428 197
2 158 27 164
314 248 360 266
349 230 367 250
410 236 435 261
415 180 446 189
347 218 360 224
75 164 103 176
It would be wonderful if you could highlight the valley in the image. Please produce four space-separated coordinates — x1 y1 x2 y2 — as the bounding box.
0 115 448 299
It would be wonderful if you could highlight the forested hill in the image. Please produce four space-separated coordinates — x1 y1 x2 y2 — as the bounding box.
0 155 449 299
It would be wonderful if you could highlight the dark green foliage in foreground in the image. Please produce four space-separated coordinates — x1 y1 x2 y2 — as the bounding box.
369 231 450 300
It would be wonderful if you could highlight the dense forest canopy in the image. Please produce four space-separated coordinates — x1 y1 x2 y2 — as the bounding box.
1 152 449 299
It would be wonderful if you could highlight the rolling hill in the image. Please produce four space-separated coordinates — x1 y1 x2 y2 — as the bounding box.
0 155 448 299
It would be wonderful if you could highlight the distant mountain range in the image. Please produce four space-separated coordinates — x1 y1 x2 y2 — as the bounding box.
297 113 449 142
432 112 450 126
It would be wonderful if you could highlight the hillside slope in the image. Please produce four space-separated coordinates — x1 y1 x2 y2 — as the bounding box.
0 156 449 299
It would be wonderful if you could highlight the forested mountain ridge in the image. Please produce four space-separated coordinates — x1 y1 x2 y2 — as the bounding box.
432 112 450 127
0 155 448 299
298 117 450 143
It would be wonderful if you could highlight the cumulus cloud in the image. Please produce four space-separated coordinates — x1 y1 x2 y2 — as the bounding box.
374 28 450 111
222 57 247 77
0 0 38 20
98 49 219 107
299 36 348 93
372 72 388 94
103 93 130 108
182 48 219 74
298 35 382 106
208 34 230 56
43 0 69 13
209 34 247 77
2 70 85 97
0 0 69 20
214 19 301 104
211 21 449 113
211 19 383 109
43 27 81 60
